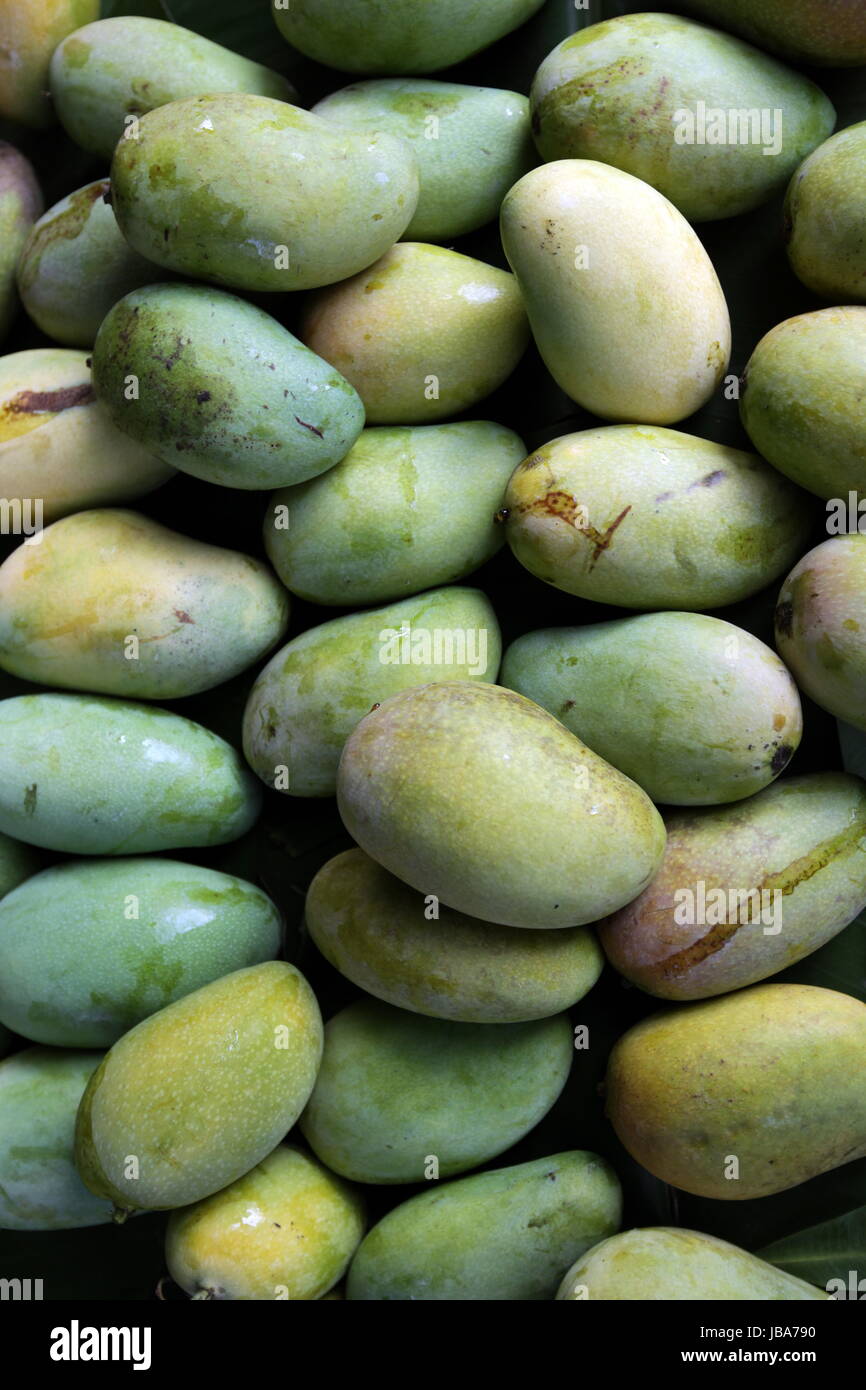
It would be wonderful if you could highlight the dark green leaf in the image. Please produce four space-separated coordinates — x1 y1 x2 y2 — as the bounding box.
758 1206 866 1292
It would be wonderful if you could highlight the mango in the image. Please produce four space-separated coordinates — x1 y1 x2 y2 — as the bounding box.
0 509 288 699
500 160 730 424
243 587 499 798
110 94 419 293
264 421 524 606
301 242 528 424
0 0 98 127
776 536 866 731
606 982 866 1199
305 848 604 1022
676 0 866 67
530 15 834 224
0 858 282 1047
0 692 262 855
786 124 866 302
76 962 322 1213
347 1150 621 1300
503 426 811 610
0 829 38 900
336 682 665 929
0 143 42 344
166 1144 363 1300
299 998 571 1184
501 614 802 805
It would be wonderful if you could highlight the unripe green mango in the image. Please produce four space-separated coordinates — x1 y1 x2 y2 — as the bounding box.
75 962 323 1213
0 829 38 900
606 983 866 1199
502 614 802 805
314 80 534 241
531 15 834 223
740 308 866 500
0 509 289 699
557 1228 827 1301
299 998 572 1184
504 426 811 610
50 16 296 160
500 161 730 424
111 94 419 293
0 143 42 344
0 1046 111 1230
301 243 528 424
776 536 866 731
0 0 98 127
347 1150 621 1300
0 693 262 855
786 124 866 302
305 848 604 1022
0 858 282 1047
336 682 665 929
264 421 524 607
166 1144 365 1301
243 587 499 798
675 0 866 67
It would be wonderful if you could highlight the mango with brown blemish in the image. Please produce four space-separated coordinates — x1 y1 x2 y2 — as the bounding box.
0 144 42 344
0 0 98 127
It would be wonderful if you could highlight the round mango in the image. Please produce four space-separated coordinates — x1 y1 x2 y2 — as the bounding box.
776 535 866 731
0 0 98 127
0 143 42 344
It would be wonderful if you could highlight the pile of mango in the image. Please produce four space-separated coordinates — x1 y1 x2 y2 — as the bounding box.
1 0 866 1303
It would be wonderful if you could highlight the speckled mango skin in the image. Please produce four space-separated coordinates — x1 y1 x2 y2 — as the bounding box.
502 614 802 806
314 79 534 241
166 1144 364 1301
501 161 730 423
50 16 295 160
0 858 282 1048
264 421 524 606
776 536 866 731
786 124 866 303
557 1228 827 1301
347 1150 621 1300
75 962 323 1213
110 94 419 293
606 983 866 1199
0 692 262 855
243 587 499 798
0 509 289 699
0 0 98 127
337 682 665 929
92 283 364 490
740 308 866 500
299 998 571 1184
0 829 38 900
305 848 604 1022
0 144 42 344
531 15 835 224
677 0 866 67
301 242 529 424
504 426 812 610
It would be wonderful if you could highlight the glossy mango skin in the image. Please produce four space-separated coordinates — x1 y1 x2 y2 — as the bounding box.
606 983 866 1199
0 144 42 344
243 587 499 798
264 421 524 607
299 998 572 1184
786 124 866 302
347 1151 621 1300
776 536 866 731
0 0 98 127
0 693 262 855
110 94 419 293
504 426 812 610
75 962 323 1213
501 614 802 806
0 509 289 699
302 242 528 424
676 0 866 66
0 829 38 901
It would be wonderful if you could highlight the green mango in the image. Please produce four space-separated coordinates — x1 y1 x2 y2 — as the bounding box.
531 15 834 224
500 161 730 424
606 982 866 1199
501 614 802 805
166 1144 365 1301
305 848 604 1022
0 1047 110 1230
336 682 665 929
110 94 419 293
0 143 42 344
557 1228 828 1301
675 0 866 66
50 15 295 160
314 79 534 241
347 1150 621 1300
0 829 38 900
0 509 289 698
264 421 524 607
503 426 811 610
0 693 262 855
740 308 866 500
0 858 282 1047
299 998 572 1184
786 124 866 302
0 0 98 127
301 242 528 424
243 587 499 798
776 536 866 731
75 961 323 1213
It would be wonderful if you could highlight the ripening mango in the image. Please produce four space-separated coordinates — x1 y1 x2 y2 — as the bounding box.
776 535 866 731
0 0 98 127
0 144 42 344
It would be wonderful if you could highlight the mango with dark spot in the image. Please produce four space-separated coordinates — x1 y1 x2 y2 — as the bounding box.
786 123 866 303
0 143 42 344
776 535 866 731
0 0 98 127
